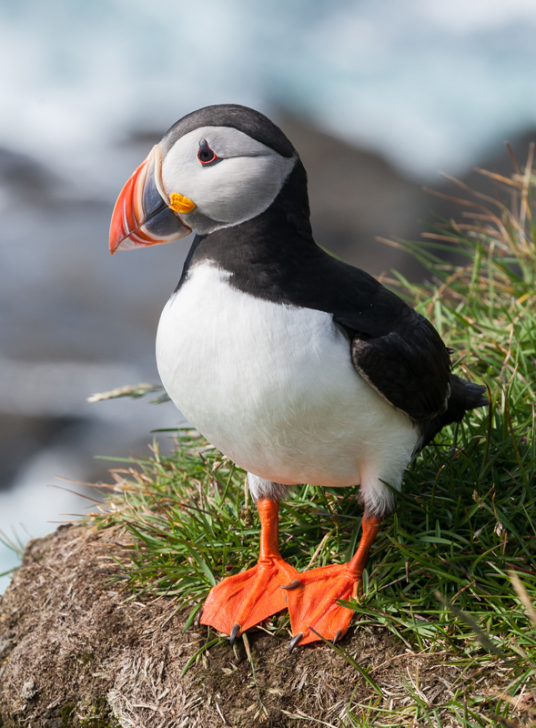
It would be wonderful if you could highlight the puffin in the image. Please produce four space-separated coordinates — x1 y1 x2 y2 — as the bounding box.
109 104 487 650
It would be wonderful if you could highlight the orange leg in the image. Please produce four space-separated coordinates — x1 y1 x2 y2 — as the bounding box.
285 513 382 648
200 498 298 641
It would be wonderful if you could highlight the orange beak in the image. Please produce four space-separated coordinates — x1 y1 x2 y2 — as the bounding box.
109 145 192 254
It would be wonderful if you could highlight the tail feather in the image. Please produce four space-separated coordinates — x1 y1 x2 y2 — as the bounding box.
418 374 488 450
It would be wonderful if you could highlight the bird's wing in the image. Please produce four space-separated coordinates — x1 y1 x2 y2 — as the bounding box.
304 255 452 422
335 306 451 421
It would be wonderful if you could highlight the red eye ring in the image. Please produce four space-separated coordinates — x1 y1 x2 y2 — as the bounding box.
197 140 219 165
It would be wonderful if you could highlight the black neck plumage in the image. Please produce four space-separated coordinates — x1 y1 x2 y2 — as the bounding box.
174 160 331 299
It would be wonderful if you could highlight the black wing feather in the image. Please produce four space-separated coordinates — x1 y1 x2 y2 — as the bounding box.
336 305 451 422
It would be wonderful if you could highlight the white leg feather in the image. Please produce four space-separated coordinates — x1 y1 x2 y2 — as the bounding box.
247 473 293 502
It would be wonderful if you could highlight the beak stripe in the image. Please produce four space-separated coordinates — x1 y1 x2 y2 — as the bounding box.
109 145 192 254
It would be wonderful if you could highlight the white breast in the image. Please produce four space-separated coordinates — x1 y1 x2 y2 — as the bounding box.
156 262 418 507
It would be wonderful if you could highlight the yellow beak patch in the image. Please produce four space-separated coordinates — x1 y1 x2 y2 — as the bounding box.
169 193 196 214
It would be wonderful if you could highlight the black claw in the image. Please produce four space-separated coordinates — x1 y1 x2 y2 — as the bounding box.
333 629 343 646
195 608 203 627
281 579 302 590
229 623 241 646
289 632 303 654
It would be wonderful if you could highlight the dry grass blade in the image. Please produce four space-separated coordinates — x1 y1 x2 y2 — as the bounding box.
87 383 164 403
509 571 536 629
520 141 535 231
505 142 522 175
474 168 521 188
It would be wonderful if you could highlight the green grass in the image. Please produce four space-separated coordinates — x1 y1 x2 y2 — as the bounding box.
89 149 536 727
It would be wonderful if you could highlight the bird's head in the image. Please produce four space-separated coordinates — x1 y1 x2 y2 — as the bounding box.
109 104 300 253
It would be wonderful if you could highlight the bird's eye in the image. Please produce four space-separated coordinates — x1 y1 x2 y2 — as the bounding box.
197 140 219 165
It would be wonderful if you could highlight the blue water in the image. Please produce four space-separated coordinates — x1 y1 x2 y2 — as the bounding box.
1 0 536 186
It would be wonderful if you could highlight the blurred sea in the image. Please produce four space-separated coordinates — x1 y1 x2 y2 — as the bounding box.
2 0 536 591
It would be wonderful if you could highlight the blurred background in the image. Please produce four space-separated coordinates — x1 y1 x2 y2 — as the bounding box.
2 0 536 591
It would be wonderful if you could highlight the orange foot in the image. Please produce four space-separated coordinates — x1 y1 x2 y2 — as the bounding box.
284 563 359 648
199 497 298 642
285 512 383 649
200 555 298 640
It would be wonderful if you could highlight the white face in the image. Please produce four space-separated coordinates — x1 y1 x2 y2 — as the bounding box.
161 126 296 233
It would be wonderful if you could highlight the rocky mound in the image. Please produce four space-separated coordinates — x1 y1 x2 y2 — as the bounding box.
0 524 456 727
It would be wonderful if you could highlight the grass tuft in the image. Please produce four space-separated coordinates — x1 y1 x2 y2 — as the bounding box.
89 147 536 726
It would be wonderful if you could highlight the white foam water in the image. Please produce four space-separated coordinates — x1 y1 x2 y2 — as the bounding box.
1 0 536 186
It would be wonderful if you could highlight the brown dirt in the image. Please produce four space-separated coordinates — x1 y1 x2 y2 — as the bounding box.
0 524 463 727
